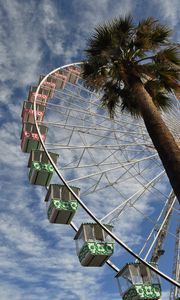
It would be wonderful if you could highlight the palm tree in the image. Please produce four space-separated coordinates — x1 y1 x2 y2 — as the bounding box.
82 16 180 203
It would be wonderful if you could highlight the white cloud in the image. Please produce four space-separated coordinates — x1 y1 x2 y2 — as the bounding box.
40 0 67 56
0 1 42 88
0 1 179 299
161 290 171 299
154 0 180 27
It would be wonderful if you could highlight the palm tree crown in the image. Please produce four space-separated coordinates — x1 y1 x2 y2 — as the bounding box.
82 16 180 203
83 16 179 118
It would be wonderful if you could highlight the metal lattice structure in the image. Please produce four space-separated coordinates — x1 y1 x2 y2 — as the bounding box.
20 63 180 297
170 223 180 299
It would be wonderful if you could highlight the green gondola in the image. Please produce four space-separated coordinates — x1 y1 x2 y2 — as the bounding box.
45 184 80 224
28 150 59 186
115 262 161 300
74 223 114 267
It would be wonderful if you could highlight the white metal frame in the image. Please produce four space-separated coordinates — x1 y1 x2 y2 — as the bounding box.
33 62 180 288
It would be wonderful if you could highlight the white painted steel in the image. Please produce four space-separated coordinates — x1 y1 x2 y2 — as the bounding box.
33 63 180 288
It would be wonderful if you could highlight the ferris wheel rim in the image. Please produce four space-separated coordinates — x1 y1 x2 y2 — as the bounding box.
33 62 180 288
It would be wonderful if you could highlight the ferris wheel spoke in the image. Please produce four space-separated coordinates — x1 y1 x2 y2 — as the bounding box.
143 192 177 261
43 120 152 139
68 163 152 198
29 63 180 289
47 96 146 131
61 150 123 171
44 107 150 144
124 198 178 243
66 158 158 188
66 154 158 184
45 143 155 151
108 182 179 247
100 170 165 223
80 162 141 198
45 131 152 148
112 199 176 255
103 145 162 185
138 207 167 259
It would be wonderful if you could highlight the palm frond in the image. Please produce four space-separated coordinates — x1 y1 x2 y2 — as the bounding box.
139 62 179 92
134 17 171 52
154 47 180 66
119 88 142 117
144 80 162 97
85 15 134 59
86 24 112 57
150 23 171 45
110 15 133 48
154 93 172 110
155 67 179 91
110 15 133 33
100 82 121 118
144 80 172 109
82 61 107 91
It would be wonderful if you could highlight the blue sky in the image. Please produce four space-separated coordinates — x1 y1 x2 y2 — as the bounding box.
0 0 180 299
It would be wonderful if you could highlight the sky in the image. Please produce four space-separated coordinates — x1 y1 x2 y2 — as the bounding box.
0 0 180 300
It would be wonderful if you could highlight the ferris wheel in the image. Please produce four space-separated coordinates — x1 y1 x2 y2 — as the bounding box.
21 63 180 299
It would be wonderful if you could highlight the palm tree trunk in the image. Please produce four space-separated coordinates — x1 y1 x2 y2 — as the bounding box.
131 80 180 204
